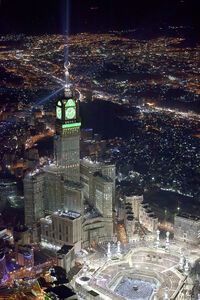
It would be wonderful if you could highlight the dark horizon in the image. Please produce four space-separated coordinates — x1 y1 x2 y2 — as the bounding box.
0 0 200 36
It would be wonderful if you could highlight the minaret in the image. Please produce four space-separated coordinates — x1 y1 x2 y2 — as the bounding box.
54 62 81 182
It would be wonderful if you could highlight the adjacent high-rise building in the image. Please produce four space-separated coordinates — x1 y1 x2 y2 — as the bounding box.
174 213 200 245
125 195 158 232
40 211 82 252
80 158 115 247
43 165 64 213
63 180 83 214
24 170 45 226
0 239 8 284
80 158 115 206
93 172 113 218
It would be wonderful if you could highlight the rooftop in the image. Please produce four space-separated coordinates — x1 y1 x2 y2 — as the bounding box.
93 171 113 183
88 290 99 297
64 179 83 190
0 227 6 232
43 164 63 175
46 285 76 299
54 210 81 220
57 244 73 255
26 168 44 178
176 213 200 222
84 205 102 220
18 249 33 257
13 225 29 232
81 157 100 167
81 157 114 169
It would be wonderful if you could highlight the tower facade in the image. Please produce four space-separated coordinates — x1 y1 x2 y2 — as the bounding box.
93 172 113 218
54 97 81 182
40 211 82 252
23 62 116 249
43 166 64 213
80 158 115 207
24 171 45 226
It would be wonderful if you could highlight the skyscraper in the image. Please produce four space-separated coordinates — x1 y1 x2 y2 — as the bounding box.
24 170 45 226
24 66 115 247
40 211 82 252
24 91 83 228
54 96 81 182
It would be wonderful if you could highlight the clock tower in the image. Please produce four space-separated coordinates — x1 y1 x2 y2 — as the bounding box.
54 93 81 182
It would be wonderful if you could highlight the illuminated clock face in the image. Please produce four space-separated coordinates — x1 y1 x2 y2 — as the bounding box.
56 106 62 119
65 107 76 120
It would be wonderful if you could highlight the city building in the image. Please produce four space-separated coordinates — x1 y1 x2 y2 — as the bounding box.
82 214 114 248
63 180 83 214
93 172 113 218
24 170 45 226
13 225 30 246
125 195 158 232
174 213 200 245
80 158 115 207
139 202 158 232
80 158 115 246
0 227 12 241
57 244 75 273
126 195 143 220
124 203 135 242
43 165 64 213
0 239 8 284
17 246 34 267
0 179 18 211
40 211 82 253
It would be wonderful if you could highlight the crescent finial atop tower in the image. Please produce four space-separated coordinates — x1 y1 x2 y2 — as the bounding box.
64 61 72 97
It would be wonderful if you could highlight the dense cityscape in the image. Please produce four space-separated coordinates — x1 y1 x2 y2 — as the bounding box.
1 31 200 214
0 0 200 299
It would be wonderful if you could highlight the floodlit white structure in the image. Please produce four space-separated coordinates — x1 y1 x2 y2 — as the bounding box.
174 213 200 245
179 250 184 270
165 231 170 251
156 229 160 248
73 244 193 300
117 241 121 255
163 287 169 300
126 195 158 233
184 257 189 275
107 242 111 258
64 61 71 95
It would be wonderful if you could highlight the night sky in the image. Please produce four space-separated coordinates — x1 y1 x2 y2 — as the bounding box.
0 0 199 35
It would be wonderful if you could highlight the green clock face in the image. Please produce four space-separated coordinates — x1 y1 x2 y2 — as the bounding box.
66 99 75 107
65 107 76 120
56 106 62 119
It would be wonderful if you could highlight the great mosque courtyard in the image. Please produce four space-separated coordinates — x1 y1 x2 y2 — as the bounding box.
73 238 200 300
